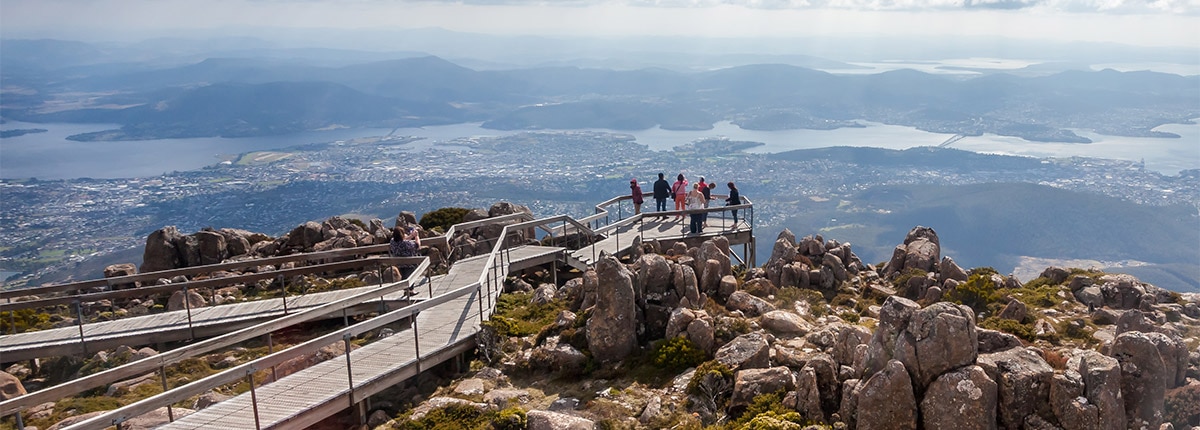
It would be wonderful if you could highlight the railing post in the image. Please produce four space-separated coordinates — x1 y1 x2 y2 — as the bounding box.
247 368 262 430
412 310 422 369
278 274 288 315
267 333 278 382
15 410 24 430
477 284 485 324
160 364 174 422
8 297 15 335
182 285 195 340
74 300 87 354
343 333 356 410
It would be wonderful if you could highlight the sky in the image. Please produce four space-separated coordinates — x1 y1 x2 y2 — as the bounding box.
0 0 1198 48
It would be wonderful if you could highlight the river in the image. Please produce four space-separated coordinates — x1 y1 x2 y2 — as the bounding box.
1 119 1197 179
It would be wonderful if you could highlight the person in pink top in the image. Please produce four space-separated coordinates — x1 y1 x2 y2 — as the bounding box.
630 178 644 215
671 173 688 219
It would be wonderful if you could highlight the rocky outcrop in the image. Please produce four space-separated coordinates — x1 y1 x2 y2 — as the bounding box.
586 255 637 362
730 366 797 410
1110 331 1167 429
885 226 940 278
715 332 771 371
894 301 978 392
976 347 1054 430
856 360 917 430
920 365 997 430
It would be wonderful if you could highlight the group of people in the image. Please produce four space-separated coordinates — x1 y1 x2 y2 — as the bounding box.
630 173 742 234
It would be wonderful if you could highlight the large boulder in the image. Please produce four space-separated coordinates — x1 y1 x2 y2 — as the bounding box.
1110 331 1166 429
0 371 26 401
863 295 921 378
638 254 673 298
856 360 918 430
142 226 184 272
586 255 638 362
1066 350 1125 430
920 365 998 430
195 229 227 265
894 301 978 392
726 291 776 317
286 221 324 251
759 310 811 336
1050 371 1098 430
715 332 771 371
673 263 702 309
730 366 797 410
167 289 207 311
976 347 1054 430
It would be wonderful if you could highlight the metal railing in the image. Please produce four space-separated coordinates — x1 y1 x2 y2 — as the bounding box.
56 210 583 430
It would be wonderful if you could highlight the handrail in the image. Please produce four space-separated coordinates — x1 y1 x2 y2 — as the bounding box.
62 215 547 429
0 257 429 418
1 256 396 313
0 245 391 300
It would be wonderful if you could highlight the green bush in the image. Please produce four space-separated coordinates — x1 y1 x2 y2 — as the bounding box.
491 292 566 337
980 317 1035 342
687 361 734 396
650 337 708 371
420 207 472 232
946 268 1002 316
0 307 52 333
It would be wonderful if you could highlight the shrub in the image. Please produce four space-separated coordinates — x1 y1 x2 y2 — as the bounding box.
946 268 1002 316
491 292 565 337
0 307 53 333
979 317 1035 342
687 361 734 397
420 207 472 232
492 407 527 430
650 337 708 371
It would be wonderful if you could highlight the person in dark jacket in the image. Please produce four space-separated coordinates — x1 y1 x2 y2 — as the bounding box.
630 178 644 215
652 173 671 219
725 182 742 225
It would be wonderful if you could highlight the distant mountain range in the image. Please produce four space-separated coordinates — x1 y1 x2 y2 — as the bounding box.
1 39 1197 141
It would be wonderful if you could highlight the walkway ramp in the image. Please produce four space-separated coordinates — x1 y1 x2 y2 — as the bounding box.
152 245 562 429
0 287 410 363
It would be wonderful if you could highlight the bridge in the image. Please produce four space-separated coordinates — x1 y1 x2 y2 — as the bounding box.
0 194 754 429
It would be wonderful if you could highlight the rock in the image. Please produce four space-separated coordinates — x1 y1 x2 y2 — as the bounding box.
673 264 702 309
894 301 978 393
103 263 138 285
726 291 776 317
531 284 557 305
1041 267 1071 285
105 372 156 396
718 275 738 299
368 409 392 428
1110 331 1167 429
742 278 778 298
454 378 487 396
665 307 697 338
193 390 232 410
0 371 26 401
484 388 531 407
760 310 811 336
1144 332 1187 388
700 259 725 296
638 395 663 425
1116 309 1158 335
549 398 580 411
167 289 207 311
141 226 184 272
528 343 589 374
1066 350 1125 430
731 366 798 410
1050 372 1098 430
586 256 638 362
856 360 918 430
823 253 848 283
286 221 324 251
998 299 1028 322
805 354 841 419
978 328 1023 354
527 409 595 430
791 367 826 422
715 332 771 371
195 229 227 265
110 407 196 430
837 379 862 429
639 254 673 296
1075 286 1104 309
976 347 1054 430
687 318 716 354
920 365 998 430
863 295 921 379
901 226 940 274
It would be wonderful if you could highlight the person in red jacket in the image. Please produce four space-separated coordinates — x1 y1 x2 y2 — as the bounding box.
630 178 644 215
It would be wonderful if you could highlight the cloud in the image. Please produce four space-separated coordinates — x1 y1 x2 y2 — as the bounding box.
399 0 1199 13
